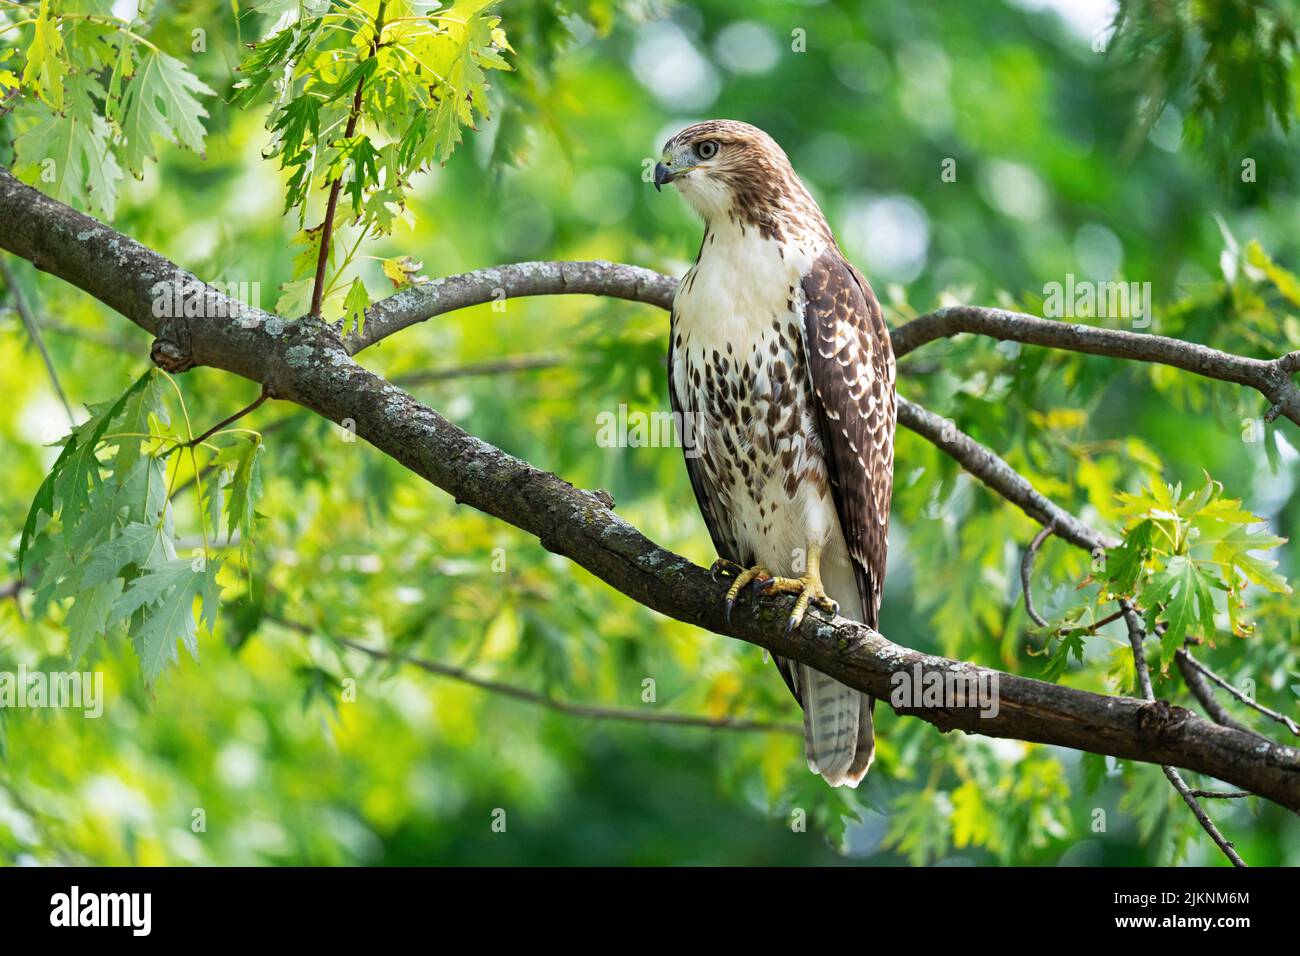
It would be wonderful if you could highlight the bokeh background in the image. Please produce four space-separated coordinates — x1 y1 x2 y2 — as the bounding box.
2 0 1299 864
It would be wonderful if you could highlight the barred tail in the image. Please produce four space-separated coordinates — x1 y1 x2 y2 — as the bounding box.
798 665 875 787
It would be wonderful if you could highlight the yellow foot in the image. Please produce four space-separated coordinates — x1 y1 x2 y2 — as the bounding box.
756 574 840 635
710 559 772 625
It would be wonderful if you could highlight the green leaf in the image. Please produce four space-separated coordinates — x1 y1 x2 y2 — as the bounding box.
216 439 263 556
77 521 170 592
269 94 321 164
19 373 150 567
1143 556 1217 665
198 558 224 634
21 0 68 111
886 789 951 865
202 475 225 545
1213 523 1291 595
321 56 378 104
111 371 169 478
110 558 195 625
1104 519 1153 595
12 75 123 217
113 559 217 684
1080 751 1109 795
231 22 318 108
399 8 512 166
328 134 380 216
951 779 991 848
342 276 369 337
276 277 315 318
66 578 124 663
116 51 217 176
288 224 328 280
1245 239 1300 306
1041 629 1086 682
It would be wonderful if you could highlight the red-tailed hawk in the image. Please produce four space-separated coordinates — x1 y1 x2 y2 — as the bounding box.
654 120 897 787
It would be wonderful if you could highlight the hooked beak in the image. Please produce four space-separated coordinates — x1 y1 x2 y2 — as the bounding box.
653 162 673 192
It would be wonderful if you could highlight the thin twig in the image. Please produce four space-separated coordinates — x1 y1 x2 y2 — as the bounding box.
1174 648 1267 738
308 2 388 319
892 304 1300 427
266 613 800 735
2 256 74 425
187 388 271 448
391 353 565 386
1180 649 1300 737
1189 789 1253 800
1020 524 1055 627
1122 605 1246 866
1120 601 1156 701
898 398 1113 553
1162 765 1247 866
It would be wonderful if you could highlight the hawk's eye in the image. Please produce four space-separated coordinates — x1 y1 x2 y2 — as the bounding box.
696 140 720 160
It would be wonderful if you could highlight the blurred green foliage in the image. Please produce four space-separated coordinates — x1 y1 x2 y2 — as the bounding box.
0 0 1298 865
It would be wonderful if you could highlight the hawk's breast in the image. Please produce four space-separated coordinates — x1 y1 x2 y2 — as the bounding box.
670 226 848 579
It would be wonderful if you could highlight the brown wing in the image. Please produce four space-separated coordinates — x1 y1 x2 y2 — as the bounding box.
800 249 896 628
668 310 747 568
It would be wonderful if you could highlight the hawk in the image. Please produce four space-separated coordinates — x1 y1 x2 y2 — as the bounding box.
654 120 897 787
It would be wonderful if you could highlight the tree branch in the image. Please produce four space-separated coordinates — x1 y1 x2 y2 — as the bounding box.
350 259 677 354
392 352 566 386
1179 648 1300 737
2 254 74 425
351 258 1116 551
1174 648 1267 738
1020 524 1055 627
897 398 1113 552
1123 605 1248 866
352 261 1300 432
3 168 1299 811
892 305 1300 426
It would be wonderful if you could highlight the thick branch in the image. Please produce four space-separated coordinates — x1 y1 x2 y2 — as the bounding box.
3 168 1299 810
351 260 677 353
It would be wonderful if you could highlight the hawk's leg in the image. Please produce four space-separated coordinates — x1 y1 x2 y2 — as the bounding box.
710 559 773 625
756 543 840 635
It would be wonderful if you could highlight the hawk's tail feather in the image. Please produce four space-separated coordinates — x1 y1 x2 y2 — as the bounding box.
844 693 876 784
798 665 872 788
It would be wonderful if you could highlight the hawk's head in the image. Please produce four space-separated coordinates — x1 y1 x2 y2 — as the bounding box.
654 119 826 242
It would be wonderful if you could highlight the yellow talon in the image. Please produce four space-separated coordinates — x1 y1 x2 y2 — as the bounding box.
720 564 771 624
755 545 838 634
